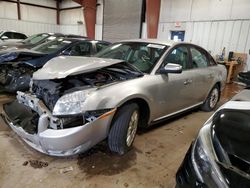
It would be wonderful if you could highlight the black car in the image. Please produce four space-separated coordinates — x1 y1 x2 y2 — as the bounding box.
0 33 85 51
0 38 110 93
176 89 250 188
238 71 250 86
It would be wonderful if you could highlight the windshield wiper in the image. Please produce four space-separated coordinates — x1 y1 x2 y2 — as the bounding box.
124 61 144 75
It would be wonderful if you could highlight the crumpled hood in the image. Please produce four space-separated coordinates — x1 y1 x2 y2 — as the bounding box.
0 49 45 64
33 56 124 80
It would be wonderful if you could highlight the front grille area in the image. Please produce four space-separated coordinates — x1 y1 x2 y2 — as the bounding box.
4 100 39 134
32 80 61 111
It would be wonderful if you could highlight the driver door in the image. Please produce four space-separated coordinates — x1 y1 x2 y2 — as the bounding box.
154 45 197 119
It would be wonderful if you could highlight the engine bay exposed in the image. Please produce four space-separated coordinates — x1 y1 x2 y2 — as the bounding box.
32 63 143 111
0 63 35 92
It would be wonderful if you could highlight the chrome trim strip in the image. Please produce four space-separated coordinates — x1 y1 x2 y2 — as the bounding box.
153 102 203 122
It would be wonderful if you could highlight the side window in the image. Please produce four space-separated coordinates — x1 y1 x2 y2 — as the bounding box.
190 47 209 68
69 42 92 56
208 54 217 66
96 43 109 52
2 32 13 39
13 33 26 39
163 46 189 70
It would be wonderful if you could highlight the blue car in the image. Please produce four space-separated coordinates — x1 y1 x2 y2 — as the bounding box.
0 38 110 93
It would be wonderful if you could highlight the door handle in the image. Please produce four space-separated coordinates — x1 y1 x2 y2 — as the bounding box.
184 79 192 85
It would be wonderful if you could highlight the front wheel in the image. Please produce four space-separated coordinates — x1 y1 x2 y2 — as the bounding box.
108 103 139 155
201 85 220 112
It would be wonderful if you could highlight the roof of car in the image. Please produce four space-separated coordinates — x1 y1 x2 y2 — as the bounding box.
61 38 111 44
64 34 87 38
2 30 25 34
120 39 177 46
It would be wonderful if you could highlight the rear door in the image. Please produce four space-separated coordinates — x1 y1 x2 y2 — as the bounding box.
188 46 215 102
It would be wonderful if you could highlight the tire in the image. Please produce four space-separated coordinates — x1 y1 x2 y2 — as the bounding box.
201 85 220 112
108 103 139 155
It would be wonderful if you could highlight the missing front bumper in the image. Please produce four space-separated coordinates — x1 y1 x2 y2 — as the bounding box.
2 92 115 156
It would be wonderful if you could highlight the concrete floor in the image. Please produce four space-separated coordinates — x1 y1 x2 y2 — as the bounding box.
0 83 244 188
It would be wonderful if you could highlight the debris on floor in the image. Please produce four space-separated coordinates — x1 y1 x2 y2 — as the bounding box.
23 160 48 168
22 161 28 166
59 166 74 174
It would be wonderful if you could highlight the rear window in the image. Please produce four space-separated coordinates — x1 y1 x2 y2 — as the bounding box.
32 38 72 54
23 33 49 45
13 33 27 39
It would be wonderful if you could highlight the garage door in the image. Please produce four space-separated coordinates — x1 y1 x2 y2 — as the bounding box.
103 0 142 42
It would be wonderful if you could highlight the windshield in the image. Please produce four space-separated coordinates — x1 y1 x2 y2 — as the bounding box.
95 42 168 73
32 38 72 54
22 33 51 45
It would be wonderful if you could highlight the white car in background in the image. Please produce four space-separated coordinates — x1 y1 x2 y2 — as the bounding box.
0 30 27 43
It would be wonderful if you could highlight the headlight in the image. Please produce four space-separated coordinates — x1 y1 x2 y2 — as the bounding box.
192 123 228 187
53 90 92 116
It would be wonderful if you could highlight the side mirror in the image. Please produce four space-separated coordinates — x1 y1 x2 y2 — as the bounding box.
159 63 182 74
1 36 9 40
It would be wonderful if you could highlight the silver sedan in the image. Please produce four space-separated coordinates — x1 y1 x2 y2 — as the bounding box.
2 39 227 156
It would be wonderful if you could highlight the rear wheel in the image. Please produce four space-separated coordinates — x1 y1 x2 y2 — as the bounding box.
108 103 139 155
201 85 220 112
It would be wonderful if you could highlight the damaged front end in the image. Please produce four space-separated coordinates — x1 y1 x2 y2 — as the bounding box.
2 62 141 156
0 50 45 93
0 63 35 93
2 92 116 156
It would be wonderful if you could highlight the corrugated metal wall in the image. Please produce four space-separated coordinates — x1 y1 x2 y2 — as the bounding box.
103 0 142 42
159 20 250 55
158 20 250 70
0 18 60 36
157 0 250 70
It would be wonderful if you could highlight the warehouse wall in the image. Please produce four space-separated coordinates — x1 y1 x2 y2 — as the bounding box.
0 0 103 39
59 0 103 39
21 0 57 24
0 18 60 35
59 0 86 36
158 0 250 70
0 0 59 35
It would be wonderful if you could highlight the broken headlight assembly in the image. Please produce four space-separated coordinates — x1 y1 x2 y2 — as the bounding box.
53 90 92 116
192 123 228 188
